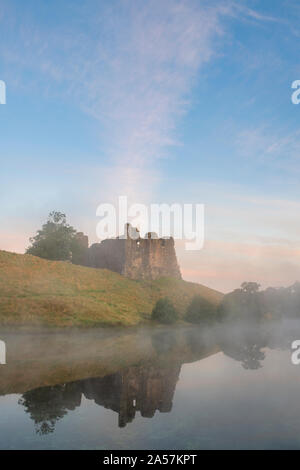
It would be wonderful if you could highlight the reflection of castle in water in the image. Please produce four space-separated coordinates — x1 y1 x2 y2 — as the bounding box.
16 322 275 435
84 365 181 427
19 364 181 434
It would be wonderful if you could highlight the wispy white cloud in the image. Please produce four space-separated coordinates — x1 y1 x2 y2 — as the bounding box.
235 126 300 176
166 180 300 291
1 0 281 204
227 2 283 23
2 0 296 291
64 0 227 203
235 126 300 173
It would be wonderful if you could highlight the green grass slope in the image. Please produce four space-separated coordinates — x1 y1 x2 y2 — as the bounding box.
0 250 223 327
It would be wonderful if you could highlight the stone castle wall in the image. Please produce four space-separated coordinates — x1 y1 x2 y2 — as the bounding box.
122 235 181 280
73 224 182 281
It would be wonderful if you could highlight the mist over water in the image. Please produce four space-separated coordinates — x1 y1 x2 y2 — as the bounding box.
1 317 300 449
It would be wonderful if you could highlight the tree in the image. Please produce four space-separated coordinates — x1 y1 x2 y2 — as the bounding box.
219 282 264 322
241 282 261 294
151 298 178 325
18 383 81 435
26 211 78 261
185 295 217 325
263 282 300 319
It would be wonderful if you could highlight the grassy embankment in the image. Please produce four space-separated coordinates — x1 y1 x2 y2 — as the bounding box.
0 250 223 327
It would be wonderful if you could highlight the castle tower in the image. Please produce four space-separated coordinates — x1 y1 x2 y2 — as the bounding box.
84 224 182 281
122 224 181 280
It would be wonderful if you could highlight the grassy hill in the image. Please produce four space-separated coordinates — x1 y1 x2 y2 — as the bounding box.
0 250 223 327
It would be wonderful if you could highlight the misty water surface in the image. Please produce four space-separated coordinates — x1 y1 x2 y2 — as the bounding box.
0 320 300 449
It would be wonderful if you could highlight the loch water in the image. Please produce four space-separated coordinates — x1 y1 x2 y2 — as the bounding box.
0 320 300 450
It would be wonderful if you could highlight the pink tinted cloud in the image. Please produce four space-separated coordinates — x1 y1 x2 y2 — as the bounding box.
178 239 300 293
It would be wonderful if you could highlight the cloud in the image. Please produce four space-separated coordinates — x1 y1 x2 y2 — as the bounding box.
1 0 265 205
227 2 283 23
1 0 285 206
169 181 300 291
180 242 300 293
66 0 227 203
179 235 300 293
2 0 296 290
235 126 300 174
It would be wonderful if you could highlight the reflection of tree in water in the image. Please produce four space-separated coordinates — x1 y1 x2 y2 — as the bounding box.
18 383 81 435
221 325 266 370
18 321 274 437
18 364 181 434
226 342 265 370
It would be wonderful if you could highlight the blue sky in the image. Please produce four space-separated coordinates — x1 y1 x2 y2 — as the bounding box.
1 0 300 291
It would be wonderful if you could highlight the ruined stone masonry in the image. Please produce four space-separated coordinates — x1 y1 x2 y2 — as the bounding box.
20 364 181 431
73 223 182 281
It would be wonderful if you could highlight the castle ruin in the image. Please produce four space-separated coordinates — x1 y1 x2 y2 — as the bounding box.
73 223 181 281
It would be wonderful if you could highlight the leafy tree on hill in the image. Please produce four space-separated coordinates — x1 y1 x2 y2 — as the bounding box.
151 297 178 325
263 282 300 319
219 282 264 322
241 282 261 294
26 211 83 262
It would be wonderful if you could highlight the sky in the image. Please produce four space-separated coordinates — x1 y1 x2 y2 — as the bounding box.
1 0 300 292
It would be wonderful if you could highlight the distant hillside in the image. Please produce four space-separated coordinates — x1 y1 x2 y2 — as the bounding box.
0 250 223 327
